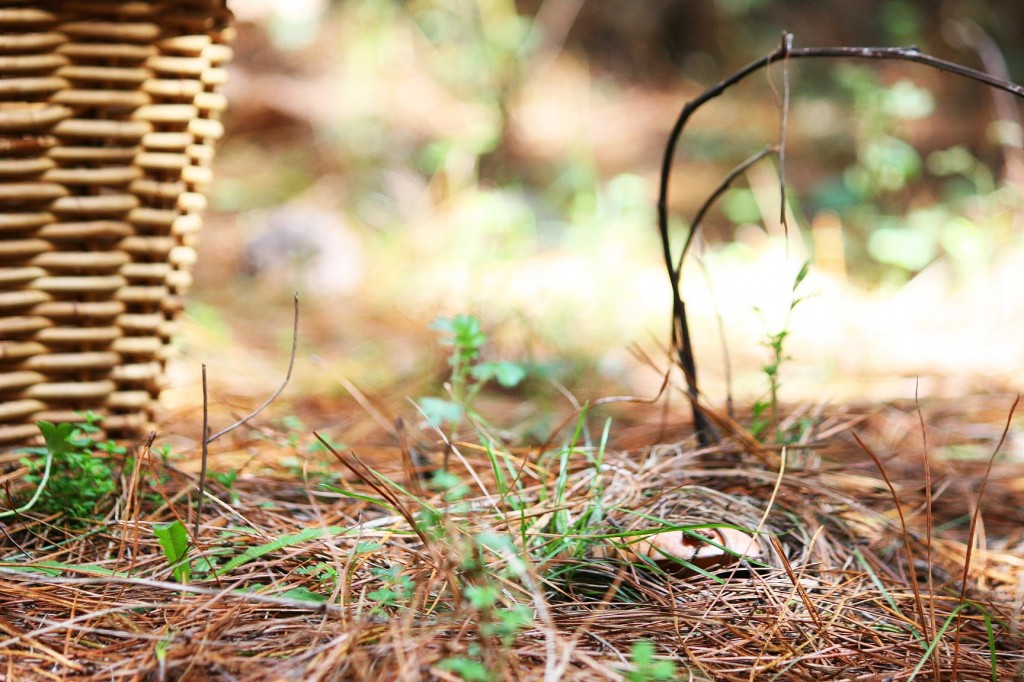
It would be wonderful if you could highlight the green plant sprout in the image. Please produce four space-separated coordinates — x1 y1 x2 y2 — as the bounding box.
394 461 536 660
154 630 173 678
621 640 677 682
153 520 191 584
4 414 121 521
367 564 415 611
209 469 239 503
295 562 339 591
751 261 811 444
419 314 526 435
437 654 493 682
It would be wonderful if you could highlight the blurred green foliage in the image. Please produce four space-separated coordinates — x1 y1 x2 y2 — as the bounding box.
228 0 1020 263
206 0 1024 394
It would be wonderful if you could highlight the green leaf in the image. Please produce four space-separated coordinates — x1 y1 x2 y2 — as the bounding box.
470 361 525 388
3 565 62 577
437 657 493 682
469 363 497 383
793 260 810 289
482 604 533 642
430 469 461 491
215 526 347 576
429 469 470 501
367 588 399 605
465 584 499 609
450 314 486 351
625 640 676 681
1 562 130 578
153 520 191 584
319 483 397 511
36 421 75 457
418 397 464 427
277 587 328 603
155 633 172 662
353 540 382 554
210 469 237 489
477 531 515 554
491 361 525 388
193 555 221 573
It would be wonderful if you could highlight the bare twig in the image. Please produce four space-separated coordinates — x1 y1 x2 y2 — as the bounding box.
195 364 210 538
675 146 778 274
676 148 777 423
207 293 300 444
914 382 940 681
194 293 300 536
778 32 792 237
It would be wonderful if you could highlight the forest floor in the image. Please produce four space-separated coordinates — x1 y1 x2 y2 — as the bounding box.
1 376 1023 680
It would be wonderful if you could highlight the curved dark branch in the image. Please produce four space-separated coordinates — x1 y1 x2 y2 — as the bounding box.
657 34 1024 448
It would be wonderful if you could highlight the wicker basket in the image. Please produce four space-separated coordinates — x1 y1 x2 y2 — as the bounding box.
0 2 232 445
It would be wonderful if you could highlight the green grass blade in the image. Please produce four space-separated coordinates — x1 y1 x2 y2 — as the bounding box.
215 526 348 576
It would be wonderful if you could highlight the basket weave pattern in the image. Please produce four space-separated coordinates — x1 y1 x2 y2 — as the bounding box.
0 2 232 444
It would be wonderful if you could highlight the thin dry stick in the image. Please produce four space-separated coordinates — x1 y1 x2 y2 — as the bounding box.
194 292 300 537
657 33 1024 450
206 293 300 444
951 394 1020 680
850 431 932 659
778 33 792 236
913 382 940 681
665 145 778 447
195 364 210 537
675 146 778 274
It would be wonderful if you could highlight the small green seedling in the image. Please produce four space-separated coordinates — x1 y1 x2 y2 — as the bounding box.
153 520 191 583
622 640 676 682
209 468 239 500
419 314 526 434
367 564 415 611
751 261 810 443
437 655 493 682
7 415 120 521
296 561 340 591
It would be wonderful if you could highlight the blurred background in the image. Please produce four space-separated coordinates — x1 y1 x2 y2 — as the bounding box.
170 0 1024 425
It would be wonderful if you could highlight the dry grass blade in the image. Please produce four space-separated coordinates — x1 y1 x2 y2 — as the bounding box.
850 430 934 662
950 394 1020 680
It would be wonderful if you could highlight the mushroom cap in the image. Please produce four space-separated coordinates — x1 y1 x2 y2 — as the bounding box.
631 527 764 574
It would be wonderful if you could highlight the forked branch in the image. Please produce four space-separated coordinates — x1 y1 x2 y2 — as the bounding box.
194 293 300 536
658 33 1024 448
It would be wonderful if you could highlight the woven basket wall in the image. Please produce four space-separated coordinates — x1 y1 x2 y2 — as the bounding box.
0 2 232 445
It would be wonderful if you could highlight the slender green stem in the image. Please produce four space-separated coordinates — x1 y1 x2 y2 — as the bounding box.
0 448 55 518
